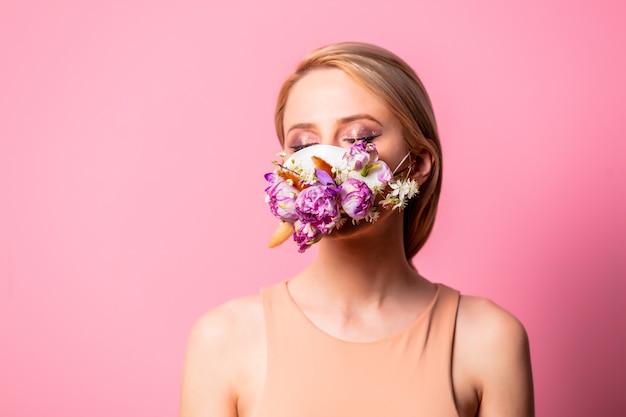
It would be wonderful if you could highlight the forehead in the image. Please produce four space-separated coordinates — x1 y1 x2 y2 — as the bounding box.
283 68 390 128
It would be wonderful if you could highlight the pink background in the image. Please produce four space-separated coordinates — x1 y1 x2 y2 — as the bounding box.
1 1 624 416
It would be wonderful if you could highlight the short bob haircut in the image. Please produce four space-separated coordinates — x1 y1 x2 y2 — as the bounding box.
274 42 442 261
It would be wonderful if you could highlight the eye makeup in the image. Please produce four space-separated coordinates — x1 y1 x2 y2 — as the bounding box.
284 116 384 153
340 125 382 146
287 131 320 153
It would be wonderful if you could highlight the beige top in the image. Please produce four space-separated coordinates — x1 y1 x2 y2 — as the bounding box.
256 281 461 417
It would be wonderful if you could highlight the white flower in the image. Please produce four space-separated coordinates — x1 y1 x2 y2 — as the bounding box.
335 216 348 229
266 142 420 252
332 160 349 184
389 179 419 201
365 209 380 223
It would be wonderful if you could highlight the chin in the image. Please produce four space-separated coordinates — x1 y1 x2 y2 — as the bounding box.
328 219 373 239
327 209 398 242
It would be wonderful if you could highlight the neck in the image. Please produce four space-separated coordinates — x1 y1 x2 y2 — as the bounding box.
300 212 423 305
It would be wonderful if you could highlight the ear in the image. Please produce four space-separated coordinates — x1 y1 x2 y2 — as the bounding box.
411 147 433 185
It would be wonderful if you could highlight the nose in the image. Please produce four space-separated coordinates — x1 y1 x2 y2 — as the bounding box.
317 128 339 148
318 129 353 150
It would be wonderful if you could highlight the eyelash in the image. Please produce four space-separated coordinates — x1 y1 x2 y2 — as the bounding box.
343 134 381 144
290 143 315 152
289 135 381 153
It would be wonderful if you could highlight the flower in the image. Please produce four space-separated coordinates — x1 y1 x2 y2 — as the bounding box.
339 178 374 221
264 172 299 222
347 160 393 194
344 140 377 171
374 162 394 184
264 141 419 252
380 178 419 210
295 184 341 233
392 178 420 201
293 220 322 252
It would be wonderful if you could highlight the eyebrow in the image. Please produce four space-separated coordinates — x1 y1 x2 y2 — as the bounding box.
337 114 382 126
286 114 383 135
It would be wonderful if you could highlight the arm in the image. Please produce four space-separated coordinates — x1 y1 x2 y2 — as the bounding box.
456 297 535 417
179 308 238 417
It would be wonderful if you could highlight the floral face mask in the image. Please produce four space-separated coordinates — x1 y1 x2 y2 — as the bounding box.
264 141 419 252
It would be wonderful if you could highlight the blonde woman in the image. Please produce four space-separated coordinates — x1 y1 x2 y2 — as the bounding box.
180 42 534 417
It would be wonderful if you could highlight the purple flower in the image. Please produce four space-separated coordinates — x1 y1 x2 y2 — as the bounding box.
293 220 322 252
265 172 298 222
374 161 393 183
263 142 400 253
295 184 341 233
339 178 374 220
315 169 336 190
344 141 379 171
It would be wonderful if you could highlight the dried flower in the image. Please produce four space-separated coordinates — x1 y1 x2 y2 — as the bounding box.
265 141 418 252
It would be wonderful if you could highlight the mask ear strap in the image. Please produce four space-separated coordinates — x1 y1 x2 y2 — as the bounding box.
392 151 413 175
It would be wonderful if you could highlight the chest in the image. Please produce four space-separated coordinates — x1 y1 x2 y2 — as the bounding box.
236 283 480 417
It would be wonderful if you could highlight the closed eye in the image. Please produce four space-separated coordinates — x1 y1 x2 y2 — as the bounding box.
343 134 381 145
290 143 316 153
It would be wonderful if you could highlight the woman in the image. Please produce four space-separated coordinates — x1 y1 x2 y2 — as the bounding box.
179 42 534 417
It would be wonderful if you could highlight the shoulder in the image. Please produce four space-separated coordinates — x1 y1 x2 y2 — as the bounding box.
454 295 534 416
456 295 529 349
455 295 530 378
180 294 266 416
187 293 265 356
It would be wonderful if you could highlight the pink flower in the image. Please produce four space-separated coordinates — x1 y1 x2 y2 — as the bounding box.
295 184 341 233
293 220 322 252
265 173 298 222
374 161 393 183
339 178 373 220
344 141 378 171
265 141 414 252
346 160 393 194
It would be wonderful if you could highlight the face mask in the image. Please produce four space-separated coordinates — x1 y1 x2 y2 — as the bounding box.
264 141 419 252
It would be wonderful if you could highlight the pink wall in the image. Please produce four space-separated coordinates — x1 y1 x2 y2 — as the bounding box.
1 1 624 415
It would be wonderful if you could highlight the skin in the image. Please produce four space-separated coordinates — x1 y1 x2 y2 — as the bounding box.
179 69 535 417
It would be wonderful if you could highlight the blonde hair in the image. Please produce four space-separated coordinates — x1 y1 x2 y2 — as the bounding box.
274 42 442 260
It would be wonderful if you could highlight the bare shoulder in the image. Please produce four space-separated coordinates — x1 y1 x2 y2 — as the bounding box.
180 294 266 417
188 294 265 351
454 295 534 417
456 295 529 350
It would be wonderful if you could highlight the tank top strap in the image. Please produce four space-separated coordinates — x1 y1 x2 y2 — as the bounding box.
417 283 461 412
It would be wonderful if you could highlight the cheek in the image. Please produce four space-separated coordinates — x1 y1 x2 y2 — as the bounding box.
378 143 408 172
375 122 408 168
